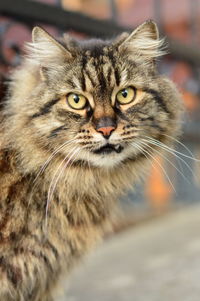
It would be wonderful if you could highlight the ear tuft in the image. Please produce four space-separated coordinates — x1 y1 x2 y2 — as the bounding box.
134 20 159 41
118 20 167 60
32 26 44 43
25 26 72 67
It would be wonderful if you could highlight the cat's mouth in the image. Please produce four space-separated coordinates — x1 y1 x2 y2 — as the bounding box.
93 144 124 155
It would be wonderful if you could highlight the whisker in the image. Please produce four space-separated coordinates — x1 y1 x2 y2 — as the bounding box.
55 148 83 216
28 138 78 207
157 133 195 159
34 138 78 183
143 136 200 162
141 137 197 181
87 150 92 174
47 147 78 205
132 142 176 193
140 140 191 185
45 147 81 228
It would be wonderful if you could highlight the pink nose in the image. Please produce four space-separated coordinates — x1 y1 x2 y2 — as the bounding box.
97 126 115 138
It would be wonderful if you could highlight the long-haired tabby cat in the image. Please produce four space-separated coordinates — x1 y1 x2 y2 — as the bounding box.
0 20 182 300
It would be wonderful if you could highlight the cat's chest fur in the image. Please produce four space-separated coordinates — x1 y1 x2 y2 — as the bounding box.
0 151 118 268
0 153 115 300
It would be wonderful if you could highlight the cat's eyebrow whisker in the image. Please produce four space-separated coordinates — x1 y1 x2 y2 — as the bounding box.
140 139 192 185
45 147 81 228
132 142 176 193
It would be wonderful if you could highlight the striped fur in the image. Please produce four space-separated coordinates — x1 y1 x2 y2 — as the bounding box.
0 21 183 300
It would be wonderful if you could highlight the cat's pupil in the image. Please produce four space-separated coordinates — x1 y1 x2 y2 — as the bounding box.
122 89 128 98
73 95 80 103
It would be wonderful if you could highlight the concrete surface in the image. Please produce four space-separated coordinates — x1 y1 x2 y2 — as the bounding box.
60 204 200 301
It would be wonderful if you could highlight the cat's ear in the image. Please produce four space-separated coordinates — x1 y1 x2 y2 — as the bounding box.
118 20 166 60
25 26 72 67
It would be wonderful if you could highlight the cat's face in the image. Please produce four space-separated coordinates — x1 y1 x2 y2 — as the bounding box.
21 21 181 169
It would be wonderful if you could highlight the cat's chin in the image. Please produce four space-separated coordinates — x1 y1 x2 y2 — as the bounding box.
90 154 125 168
77 146 136 169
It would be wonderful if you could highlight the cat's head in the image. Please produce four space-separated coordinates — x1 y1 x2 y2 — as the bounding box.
7 21 182 170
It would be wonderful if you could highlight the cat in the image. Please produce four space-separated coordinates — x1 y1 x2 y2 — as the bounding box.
0 20 182 300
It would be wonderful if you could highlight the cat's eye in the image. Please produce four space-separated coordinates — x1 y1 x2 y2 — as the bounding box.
67 93 87 110
116 87 137 105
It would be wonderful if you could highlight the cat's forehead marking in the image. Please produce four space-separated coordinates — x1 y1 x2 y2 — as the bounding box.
78 47 121 95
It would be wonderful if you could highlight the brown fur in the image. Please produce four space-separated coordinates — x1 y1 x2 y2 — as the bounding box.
0 21 183 300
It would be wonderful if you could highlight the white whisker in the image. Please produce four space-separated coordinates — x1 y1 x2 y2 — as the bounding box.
87 150 92 174
143 136 200 162
28 138 78 206
34 138 78 183
140 140 191 185
45 147 81 228
158 133 195 159
142 137 197 181
132 142 176 193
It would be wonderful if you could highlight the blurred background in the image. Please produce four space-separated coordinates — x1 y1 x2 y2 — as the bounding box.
1 1 200 300
1 0 199 226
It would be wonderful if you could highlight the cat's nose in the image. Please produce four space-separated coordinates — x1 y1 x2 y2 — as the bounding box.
97 126 115 139
94 116 117 139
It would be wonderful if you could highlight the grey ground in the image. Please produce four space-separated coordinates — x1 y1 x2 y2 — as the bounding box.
60 204 200 301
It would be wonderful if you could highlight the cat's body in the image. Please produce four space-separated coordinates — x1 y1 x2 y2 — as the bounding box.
0 21 182 300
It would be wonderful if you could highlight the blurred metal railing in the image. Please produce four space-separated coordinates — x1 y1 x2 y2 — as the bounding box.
1 0 200 66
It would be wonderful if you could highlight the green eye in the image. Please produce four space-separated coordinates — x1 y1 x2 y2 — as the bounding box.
67 93 87 110
116 87 136 105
